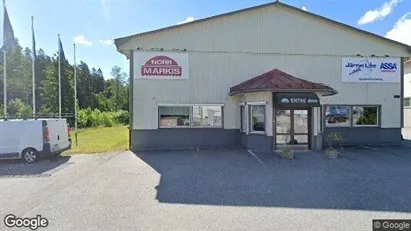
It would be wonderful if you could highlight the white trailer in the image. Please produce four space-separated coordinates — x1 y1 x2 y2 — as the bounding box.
0 119 71 163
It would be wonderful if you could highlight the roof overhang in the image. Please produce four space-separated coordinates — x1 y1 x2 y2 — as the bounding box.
229 88 338 97
114 1 411 58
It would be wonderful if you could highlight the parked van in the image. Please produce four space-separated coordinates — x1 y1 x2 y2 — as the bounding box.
0 119 71 163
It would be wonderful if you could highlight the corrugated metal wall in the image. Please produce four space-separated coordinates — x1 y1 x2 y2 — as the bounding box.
124 4 409 130
405 62 411 128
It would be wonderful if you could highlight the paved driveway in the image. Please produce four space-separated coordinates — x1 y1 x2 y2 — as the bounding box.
1 146 411 230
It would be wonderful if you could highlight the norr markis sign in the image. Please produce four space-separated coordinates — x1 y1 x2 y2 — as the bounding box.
133 51 189 80
274 93 320 107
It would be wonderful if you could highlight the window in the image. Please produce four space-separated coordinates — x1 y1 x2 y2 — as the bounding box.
405 97 411 107
325 106 351 127
250 105 265 133
159 106 190 127
159 105 223 128
193 106 222 127
324 105 380 127
240 105 246 133
353 106 378 126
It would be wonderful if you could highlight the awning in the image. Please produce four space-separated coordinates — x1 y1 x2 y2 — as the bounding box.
229 69 338 96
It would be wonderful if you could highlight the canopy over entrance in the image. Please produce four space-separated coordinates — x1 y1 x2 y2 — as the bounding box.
229 69 338 96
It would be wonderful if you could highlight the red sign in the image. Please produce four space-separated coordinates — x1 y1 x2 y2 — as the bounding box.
141 56 182 77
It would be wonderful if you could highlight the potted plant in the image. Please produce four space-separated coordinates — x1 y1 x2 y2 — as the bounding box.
325 132 343 159
282 128 294 159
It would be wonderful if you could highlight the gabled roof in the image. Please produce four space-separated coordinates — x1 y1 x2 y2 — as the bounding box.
229 69 338 96
115 1 411 55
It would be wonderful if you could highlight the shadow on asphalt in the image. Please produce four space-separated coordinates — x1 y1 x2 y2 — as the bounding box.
134 146 411 213
0 155 71 177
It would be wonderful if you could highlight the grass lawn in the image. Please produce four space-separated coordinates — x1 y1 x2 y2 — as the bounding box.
65 125 129 155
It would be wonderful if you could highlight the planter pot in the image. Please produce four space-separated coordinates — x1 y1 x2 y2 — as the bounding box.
325 149 338 159
282 148 294 160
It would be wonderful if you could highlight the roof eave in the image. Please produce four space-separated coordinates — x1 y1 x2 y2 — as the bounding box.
114 1 411 56
229 88 338 96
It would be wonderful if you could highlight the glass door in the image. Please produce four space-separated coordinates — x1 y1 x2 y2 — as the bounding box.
276 109 309 146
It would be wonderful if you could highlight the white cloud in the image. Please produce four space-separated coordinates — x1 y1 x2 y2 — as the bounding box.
357 0 403 25
301 6 308 11
88 20 92 25
101 0 113 27
176 16 195 25
100 39 113 45
385 12 411 46
74 35 93 46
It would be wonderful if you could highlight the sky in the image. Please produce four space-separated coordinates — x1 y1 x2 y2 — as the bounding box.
2 0 411 78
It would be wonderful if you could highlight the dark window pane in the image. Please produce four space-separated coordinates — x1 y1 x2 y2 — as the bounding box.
240 106 246 132
251 105 265 132
325 106 351 127
159 106 190 127
405 98 411 107
353 106 378 126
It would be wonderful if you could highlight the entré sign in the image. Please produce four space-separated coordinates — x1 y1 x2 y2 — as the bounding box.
134 51 189 79
274 93 320 107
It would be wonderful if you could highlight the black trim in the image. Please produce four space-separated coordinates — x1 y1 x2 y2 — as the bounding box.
39 143 70 157
0 152 20 158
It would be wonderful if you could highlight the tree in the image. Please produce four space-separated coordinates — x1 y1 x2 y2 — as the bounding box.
110 66 127 111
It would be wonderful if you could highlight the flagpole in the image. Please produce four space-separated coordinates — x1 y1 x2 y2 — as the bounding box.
73 43 77 145
3 50 6 118
31 16 36 116
58 34 61 118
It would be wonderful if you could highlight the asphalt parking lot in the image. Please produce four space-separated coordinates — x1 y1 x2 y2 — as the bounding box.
1 145 411 230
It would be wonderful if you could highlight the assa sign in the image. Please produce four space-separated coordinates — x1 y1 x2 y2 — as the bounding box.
342 57 400 83
134 51 189 79
141 56 182 76
380 63 397 72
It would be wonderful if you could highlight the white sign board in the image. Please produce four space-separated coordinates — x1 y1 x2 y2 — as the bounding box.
342 57 401 83
133 51 189 80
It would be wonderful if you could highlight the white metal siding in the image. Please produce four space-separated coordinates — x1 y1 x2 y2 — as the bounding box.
122 6 409 57
405 62 411 128
133 53 401 129
126 4 410 130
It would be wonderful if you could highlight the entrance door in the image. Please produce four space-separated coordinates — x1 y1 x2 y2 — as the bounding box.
275 109 309 148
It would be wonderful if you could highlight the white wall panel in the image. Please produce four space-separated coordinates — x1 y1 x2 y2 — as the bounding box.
133 53 401 129
126 4 410 130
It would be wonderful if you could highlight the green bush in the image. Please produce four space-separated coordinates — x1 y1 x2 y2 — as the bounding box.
7 99 33 117
76 108 128 128
115 110 129 124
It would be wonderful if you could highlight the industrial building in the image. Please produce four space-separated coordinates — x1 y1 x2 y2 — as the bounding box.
115 1 411 151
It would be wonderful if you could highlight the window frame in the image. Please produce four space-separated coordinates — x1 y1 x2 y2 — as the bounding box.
158 105 191 128
240 104 246 133
405 97 411 108
323 105 381 128
248 102 267 135
352 106 379 127
157 104 224 129
192 105 224 128
324 105 352 128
